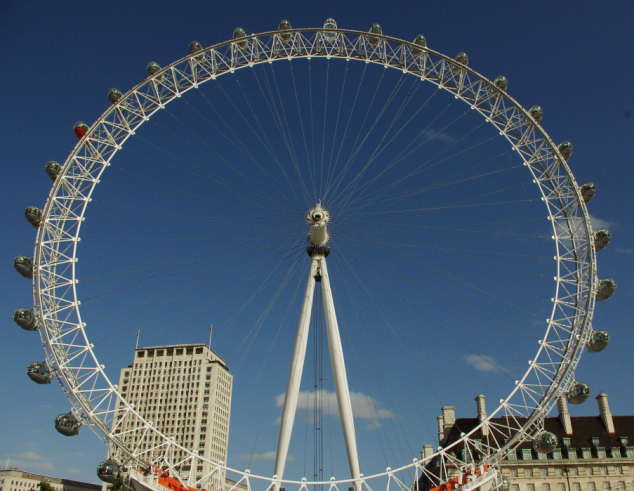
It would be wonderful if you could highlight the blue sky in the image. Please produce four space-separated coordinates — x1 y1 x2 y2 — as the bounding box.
1 0 633 486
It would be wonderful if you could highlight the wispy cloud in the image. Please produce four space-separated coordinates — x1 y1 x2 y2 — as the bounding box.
464 354 508 373
275 390 395 421
590 215 612 231
421 128 454 144
616 247 633 255
239 451 294 462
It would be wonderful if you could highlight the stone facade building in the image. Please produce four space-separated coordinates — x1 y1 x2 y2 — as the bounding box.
0 469 101 491
114 344 233 489
424 393 634 491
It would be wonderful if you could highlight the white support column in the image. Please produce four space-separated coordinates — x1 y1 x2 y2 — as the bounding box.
274 256 319 485
319 257 362 489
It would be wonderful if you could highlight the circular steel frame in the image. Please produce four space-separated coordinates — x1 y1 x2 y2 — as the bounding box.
32 24 597 490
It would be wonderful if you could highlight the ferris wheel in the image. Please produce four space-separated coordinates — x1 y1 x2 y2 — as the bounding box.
13 18 617 491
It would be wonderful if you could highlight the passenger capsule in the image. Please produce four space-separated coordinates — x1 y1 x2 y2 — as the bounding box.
27 361 52 384
146 61 161 76
108 88 123 105
558 141 573 160
493 75 508 91
587 330 610 352
188 41 203 54
25 206 42 228
233 27 248 50
55 412 81 436
411 34 427 56
596 278 616 301
278 19 293 43
454 52 469 66
97 459 122 483
367 23 382 47
594 229 611 251
567 382 590 404
13 256 33 279
322 18 338 43
533 431 557 454
580 182 596 203
45 161 62 180
74 121 89 140
529 105 543 123
14 308 36 331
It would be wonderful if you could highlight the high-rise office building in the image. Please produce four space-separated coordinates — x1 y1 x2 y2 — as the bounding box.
114 344 233 489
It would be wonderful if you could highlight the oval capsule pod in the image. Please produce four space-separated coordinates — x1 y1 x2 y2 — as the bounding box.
567 381 590 404
558 141 573 160
529 105 543 123
146 61 161 76
188 41 203 54
411 34 427 56
55 412 81 436
493 75 508 91
587 330 609 352
580 182 596 203
14 308 36 331
27 361 52 384
594 229 611 251
278 19 292 43
108 88 122 105
25 206 42 228
74 121 89 139
233 27 248 50
45 161 62 180
97 459 122 483
454 51 468 65
533 430 557 454
596 278 616 301
322 18 338 43
367 23 382 46
13 256 33 278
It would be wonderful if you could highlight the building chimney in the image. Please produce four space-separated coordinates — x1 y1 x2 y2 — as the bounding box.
597 392 615 433
437 415 445 443
475 394 489 437
441 405 456 430
558 396 573 435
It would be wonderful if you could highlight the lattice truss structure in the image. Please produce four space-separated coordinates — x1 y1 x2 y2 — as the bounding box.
32 24 598 490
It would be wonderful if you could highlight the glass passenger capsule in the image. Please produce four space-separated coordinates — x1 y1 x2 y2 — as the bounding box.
533 431 558 454
580 182 596 203
13 256 33 278
55 412 81 436
233 27 248 50
97 459 122 483
454 51 469 65
594 229 611 251
27 361 52 384
108 88 122 105
146 61 161 76
596 278 616 301
567 381 591 404
367 23 382 46
74 121 89 139
14 308 36 331
587 330 610 352
278 19 293 43
529 105 543 123
45 161 62 180
493 75 508 91
558 141 573 160
188 41 203 54
25 206 42 228
322 18 338 43
411 34 427 56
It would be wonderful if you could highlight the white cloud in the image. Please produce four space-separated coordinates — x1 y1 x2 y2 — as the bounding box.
275 390 395 420
464 354 508 373
14 451 43 461
239 451 294 462
421 128 454 144
616 247 633 255
590 215 612 231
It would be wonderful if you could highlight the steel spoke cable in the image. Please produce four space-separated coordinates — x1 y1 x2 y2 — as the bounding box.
318 59 331 199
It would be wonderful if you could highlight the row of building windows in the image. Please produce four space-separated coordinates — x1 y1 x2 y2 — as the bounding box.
512 482 631 491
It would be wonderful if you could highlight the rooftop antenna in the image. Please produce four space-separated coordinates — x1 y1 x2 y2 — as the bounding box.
135 328 141 350
207 324 213 351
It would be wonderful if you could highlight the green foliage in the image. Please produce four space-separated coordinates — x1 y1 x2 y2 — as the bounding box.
38 481 55 491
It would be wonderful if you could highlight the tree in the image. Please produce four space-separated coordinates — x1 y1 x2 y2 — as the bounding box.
38 481 55 491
